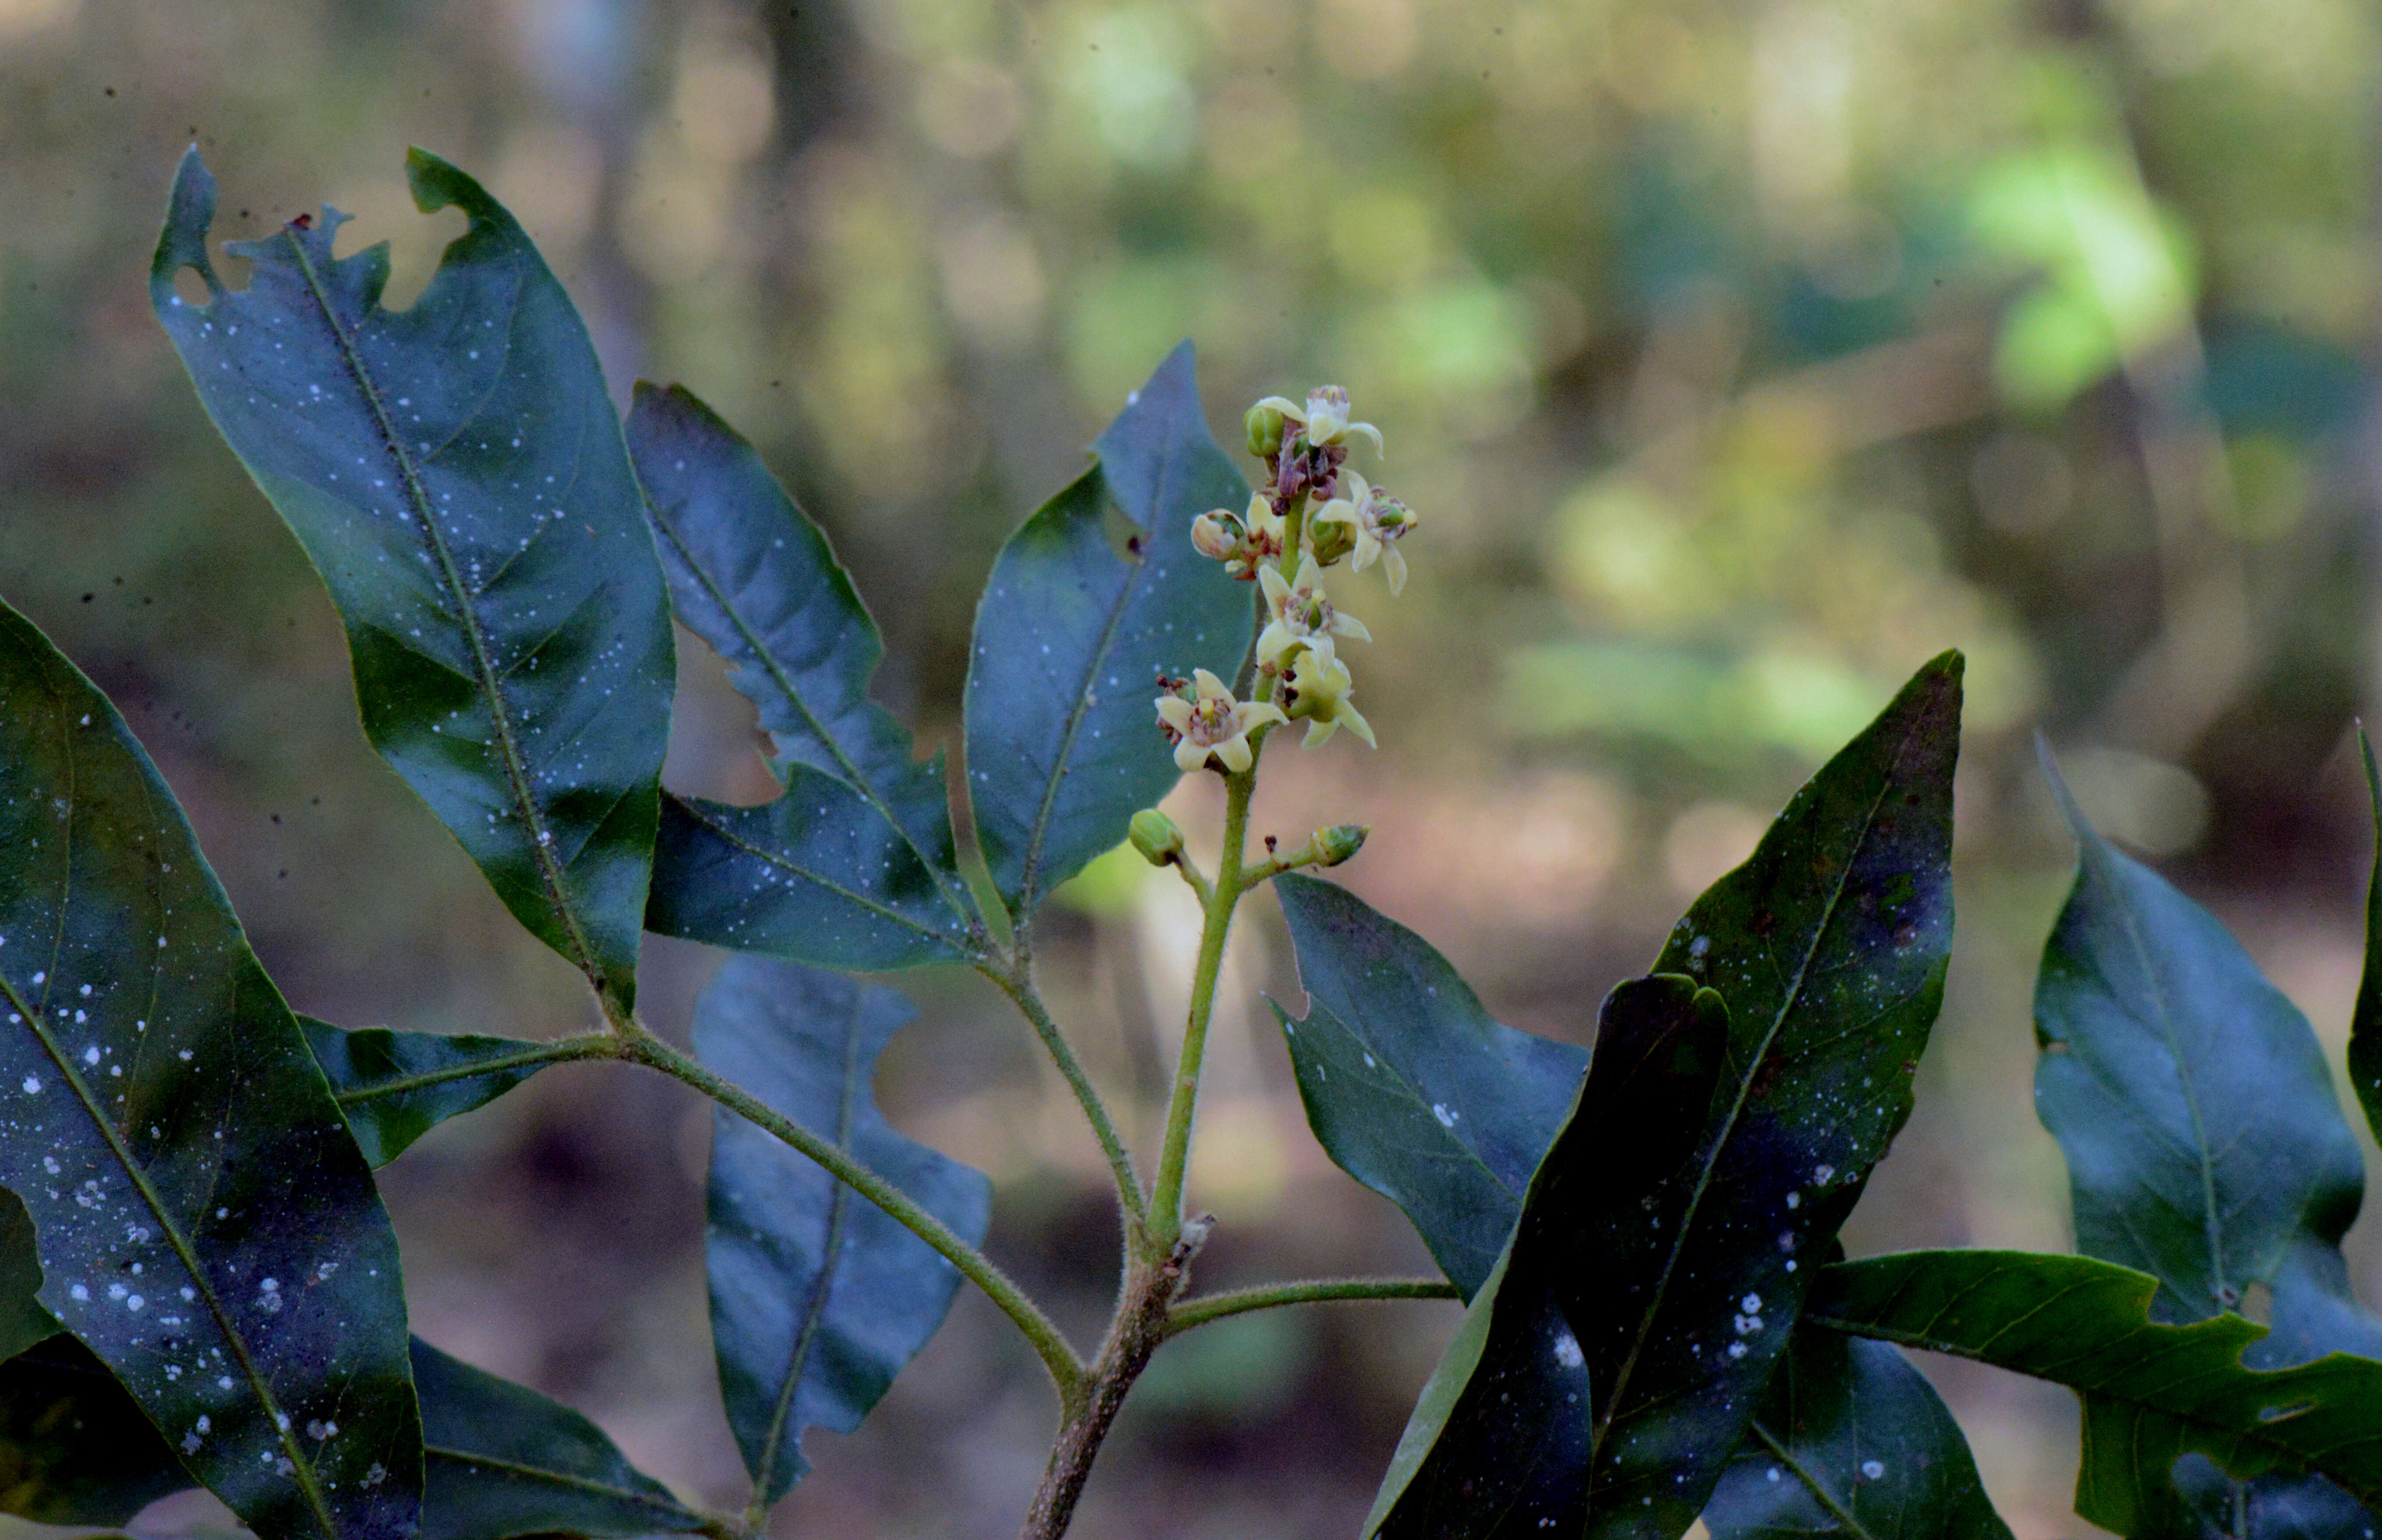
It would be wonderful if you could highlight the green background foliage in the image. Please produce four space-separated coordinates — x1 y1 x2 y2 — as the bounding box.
3 0 2381 1534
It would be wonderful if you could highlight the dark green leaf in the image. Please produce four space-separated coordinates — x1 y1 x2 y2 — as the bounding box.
0 600 420 1540
414 1337 709 1540
1807 1250 2382 1529
629 384 978 971
2349 729 2382 1149
964 343 1251 920
1270 873 1589 1299
301 1017 566 1167
2037 746 2382 1536
150 148 676 1007
1369 974 1728 1540
695 956 993 1508
1704 1331 2013 1540
648 781 974 970
1 1187 57 1362
0 1333 192 1526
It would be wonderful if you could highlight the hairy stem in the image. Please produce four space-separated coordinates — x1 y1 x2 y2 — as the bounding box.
614 1019 1087 1401
1148 758 1258 1251
1163 1276 1459 1337
1017 1224 1208 1540
986 963 1149 1237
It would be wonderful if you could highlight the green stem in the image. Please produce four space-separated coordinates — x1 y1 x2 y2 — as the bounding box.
330 1033 618 1105
986 964 1150 1237
614 1020 1088 1404
1147 754 1259 1251
1163 1277 1460 1337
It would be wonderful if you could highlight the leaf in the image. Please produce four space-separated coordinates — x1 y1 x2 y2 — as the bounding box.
1704 1331 2014 1540
150 147 676 1007
413 1338 709 1540
1269 873 1590 1299
964 343 1252 921
2036 745 2382 1538
1805 1249 2382 1529
0 1333 193 1526
695 955 993 1508
1369 974 1728 1539
1 1187 57 1362
301 1017 563 1167
647 781 975 971
629 384 979 971
2349 729 2382 1148
0 599 420 1540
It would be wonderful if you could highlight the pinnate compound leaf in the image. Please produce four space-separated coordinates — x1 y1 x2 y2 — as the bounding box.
629 384 977 971
695 956 993 1508
150 147 675 1007
0 600 419 1540
0 1188 56 1362
0 1333 192 1525
1370 974 1727 1539
1270 873 1589 1299
965 343 1251 920
2035 745 2382 1536
1805 1250 2382 1526
301 1017 566 1167
413 1338 707 1540
1704 1331 2013 1540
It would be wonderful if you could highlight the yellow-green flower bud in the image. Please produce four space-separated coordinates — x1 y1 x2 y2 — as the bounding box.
1130 809 1186 866
1307 513 1357 567
1314 823 1369 867
1190 508 1245 562
1245 402 1287 460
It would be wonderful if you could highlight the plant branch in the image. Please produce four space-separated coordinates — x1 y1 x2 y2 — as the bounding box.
1162 1276 1460 1337
329 1033 618 1105
985 963 1150 1236
1147 753 1259 1251
613 1019 1087 1401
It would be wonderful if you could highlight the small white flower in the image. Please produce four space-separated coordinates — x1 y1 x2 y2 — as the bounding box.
1252 386 1384 456
1154 669 1286 774
1283 651 1376 750
1257 555 1372 671
1312 471 1419 594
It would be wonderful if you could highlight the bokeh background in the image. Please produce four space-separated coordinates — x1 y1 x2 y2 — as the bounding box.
2 0 2379 1534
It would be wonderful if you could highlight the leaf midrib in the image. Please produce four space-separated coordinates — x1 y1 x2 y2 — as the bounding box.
278 228 604 994
743 995 867 1517
1748 1419 1879 1540
2 674 340 1539
669 797 964 954
645 510 977 936
427 1445 699 1522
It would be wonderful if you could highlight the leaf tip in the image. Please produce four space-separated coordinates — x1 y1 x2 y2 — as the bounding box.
151 146 221 305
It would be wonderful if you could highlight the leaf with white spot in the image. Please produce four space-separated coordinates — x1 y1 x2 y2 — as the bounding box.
0 599 420 1540
150 147 675 1009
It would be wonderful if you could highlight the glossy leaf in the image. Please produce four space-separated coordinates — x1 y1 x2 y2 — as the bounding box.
2036 747 2382 1536
647 781 973 971
630 384 978 971
1 1187 55 1362
696 956 993 1508
413 1338 708 1540
1704 1331 2013 1540
303 1017 563 1167
2350 730 2382 1148
1369 974 1728 1539
1807 1250 2382 1528
1270 872 1589 1298
1598 652 1959 1538
965 343 1251 920
0 599 420 1540
151 148 675 1007
0 1333 192 1526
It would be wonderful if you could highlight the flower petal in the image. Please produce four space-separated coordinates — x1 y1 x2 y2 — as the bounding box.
1254 395 1307 424
1155 696 1195 731
1191 667 1230 700
1383 546 1408 596
1175 738 1209 774
1215 732 1255 774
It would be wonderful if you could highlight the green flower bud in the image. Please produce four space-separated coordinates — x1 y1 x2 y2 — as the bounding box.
1130 809 1186 866
1245 402 1287 460
1314 823 1369 867
1307 513 1357 567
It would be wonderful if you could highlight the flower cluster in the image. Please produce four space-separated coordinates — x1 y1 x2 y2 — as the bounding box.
1156 386 1419 774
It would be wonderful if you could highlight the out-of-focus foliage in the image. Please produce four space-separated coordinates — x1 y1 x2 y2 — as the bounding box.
2 0 2378 1533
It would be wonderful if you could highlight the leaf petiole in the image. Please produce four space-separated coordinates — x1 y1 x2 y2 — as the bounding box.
1163 1277 1460 1338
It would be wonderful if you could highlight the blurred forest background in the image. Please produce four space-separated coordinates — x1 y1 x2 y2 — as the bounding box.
2 0 2378 1535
